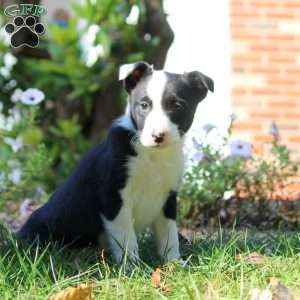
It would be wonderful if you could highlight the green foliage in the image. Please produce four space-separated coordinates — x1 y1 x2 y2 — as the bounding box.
0 1 158 203
180 123 300 210
0 105 52 206
11 1 157 111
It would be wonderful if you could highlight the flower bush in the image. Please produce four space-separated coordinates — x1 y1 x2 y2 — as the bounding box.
180 116 300 216
0 88 52 206
0 0 164 203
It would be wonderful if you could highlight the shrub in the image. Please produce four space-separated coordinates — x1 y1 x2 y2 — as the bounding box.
180 116 300 215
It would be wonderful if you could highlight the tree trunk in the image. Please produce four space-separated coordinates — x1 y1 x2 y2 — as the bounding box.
143 0 174 69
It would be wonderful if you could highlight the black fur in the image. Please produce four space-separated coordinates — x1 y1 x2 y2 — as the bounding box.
17 125 136 246
163 191 177 220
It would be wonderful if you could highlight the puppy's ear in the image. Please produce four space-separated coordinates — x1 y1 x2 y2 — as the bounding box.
183 71 214 93
119 61 153 93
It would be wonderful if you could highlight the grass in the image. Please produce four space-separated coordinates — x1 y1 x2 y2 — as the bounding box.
0 226 300 299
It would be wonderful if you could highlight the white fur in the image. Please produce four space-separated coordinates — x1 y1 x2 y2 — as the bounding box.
152 213 180 261
103 141 184 263
103 71 184 263
140 71 180 147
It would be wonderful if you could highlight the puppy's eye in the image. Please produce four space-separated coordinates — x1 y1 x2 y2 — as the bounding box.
170 99 182 110
140 101 149 110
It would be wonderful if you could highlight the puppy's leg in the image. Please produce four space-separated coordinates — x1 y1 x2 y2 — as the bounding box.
152 192 180 262
103 206 139 264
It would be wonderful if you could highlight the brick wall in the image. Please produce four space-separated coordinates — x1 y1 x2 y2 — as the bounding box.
230 0 300 154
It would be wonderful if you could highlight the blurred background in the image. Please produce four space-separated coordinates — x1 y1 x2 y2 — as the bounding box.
0 0 299 228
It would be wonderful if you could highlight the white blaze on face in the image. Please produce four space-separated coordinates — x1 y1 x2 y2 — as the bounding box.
140 71 179 147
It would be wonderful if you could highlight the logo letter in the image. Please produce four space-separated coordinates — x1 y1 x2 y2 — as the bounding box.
4 5 20 17
33 5 47 17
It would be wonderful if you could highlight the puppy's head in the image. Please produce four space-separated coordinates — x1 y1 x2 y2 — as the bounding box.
119 61 214 148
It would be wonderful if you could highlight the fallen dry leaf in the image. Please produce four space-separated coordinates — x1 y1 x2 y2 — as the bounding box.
236 252 269 265
250 278 294 300
49 283 95 300
269 277 293 300
150 268 171 292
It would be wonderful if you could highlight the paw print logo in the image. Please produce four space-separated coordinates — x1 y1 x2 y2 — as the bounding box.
4 16 45 48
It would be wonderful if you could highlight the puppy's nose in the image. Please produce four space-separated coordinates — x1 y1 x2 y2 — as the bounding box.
152 131 165 144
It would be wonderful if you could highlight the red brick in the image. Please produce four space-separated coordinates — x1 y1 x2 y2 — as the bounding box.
268 56 295 64
251 66 280 74
267 12 294 19
268 100 297 108
251 44 279 52
268 78 297 85
250 1 281 8
284 2 300 9
233 121 262 130
285 90 300 97
230 0 300 153
290 136 300 142
231 6 261 16
232 88 248 95
251 88 280 96
286 68 300 75
251 111 280 119
266 34 295 41
231 31 261 40
282 47 300 53
254 135 273 143
232 53 262 63
284 112 300 119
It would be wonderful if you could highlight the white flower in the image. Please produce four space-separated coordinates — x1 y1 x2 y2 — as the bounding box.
76 19 88 32
86 44 104 67
202 123 216 134
3 137 23 152
229 140 252 159
228 112 237 130
10 88 23 103
223 190 235 200
79 24 104 67
20 88 45 105
0 66 10 78
229 112 237 123
193 151 205 162
192 137 202 150
8 168 22 184
3 53 17 69
126 5 140 25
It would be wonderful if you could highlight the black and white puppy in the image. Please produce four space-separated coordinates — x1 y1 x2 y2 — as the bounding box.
17 61 213 263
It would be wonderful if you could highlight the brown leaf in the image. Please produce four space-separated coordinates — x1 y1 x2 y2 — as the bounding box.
49 283 95 300
150 268 171 292
269 277 293 300
236 252 269 265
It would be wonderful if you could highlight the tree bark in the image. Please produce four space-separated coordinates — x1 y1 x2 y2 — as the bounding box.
143 0 174 69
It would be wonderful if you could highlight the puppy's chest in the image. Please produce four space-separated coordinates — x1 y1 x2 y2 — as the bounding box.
121 146 184 233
